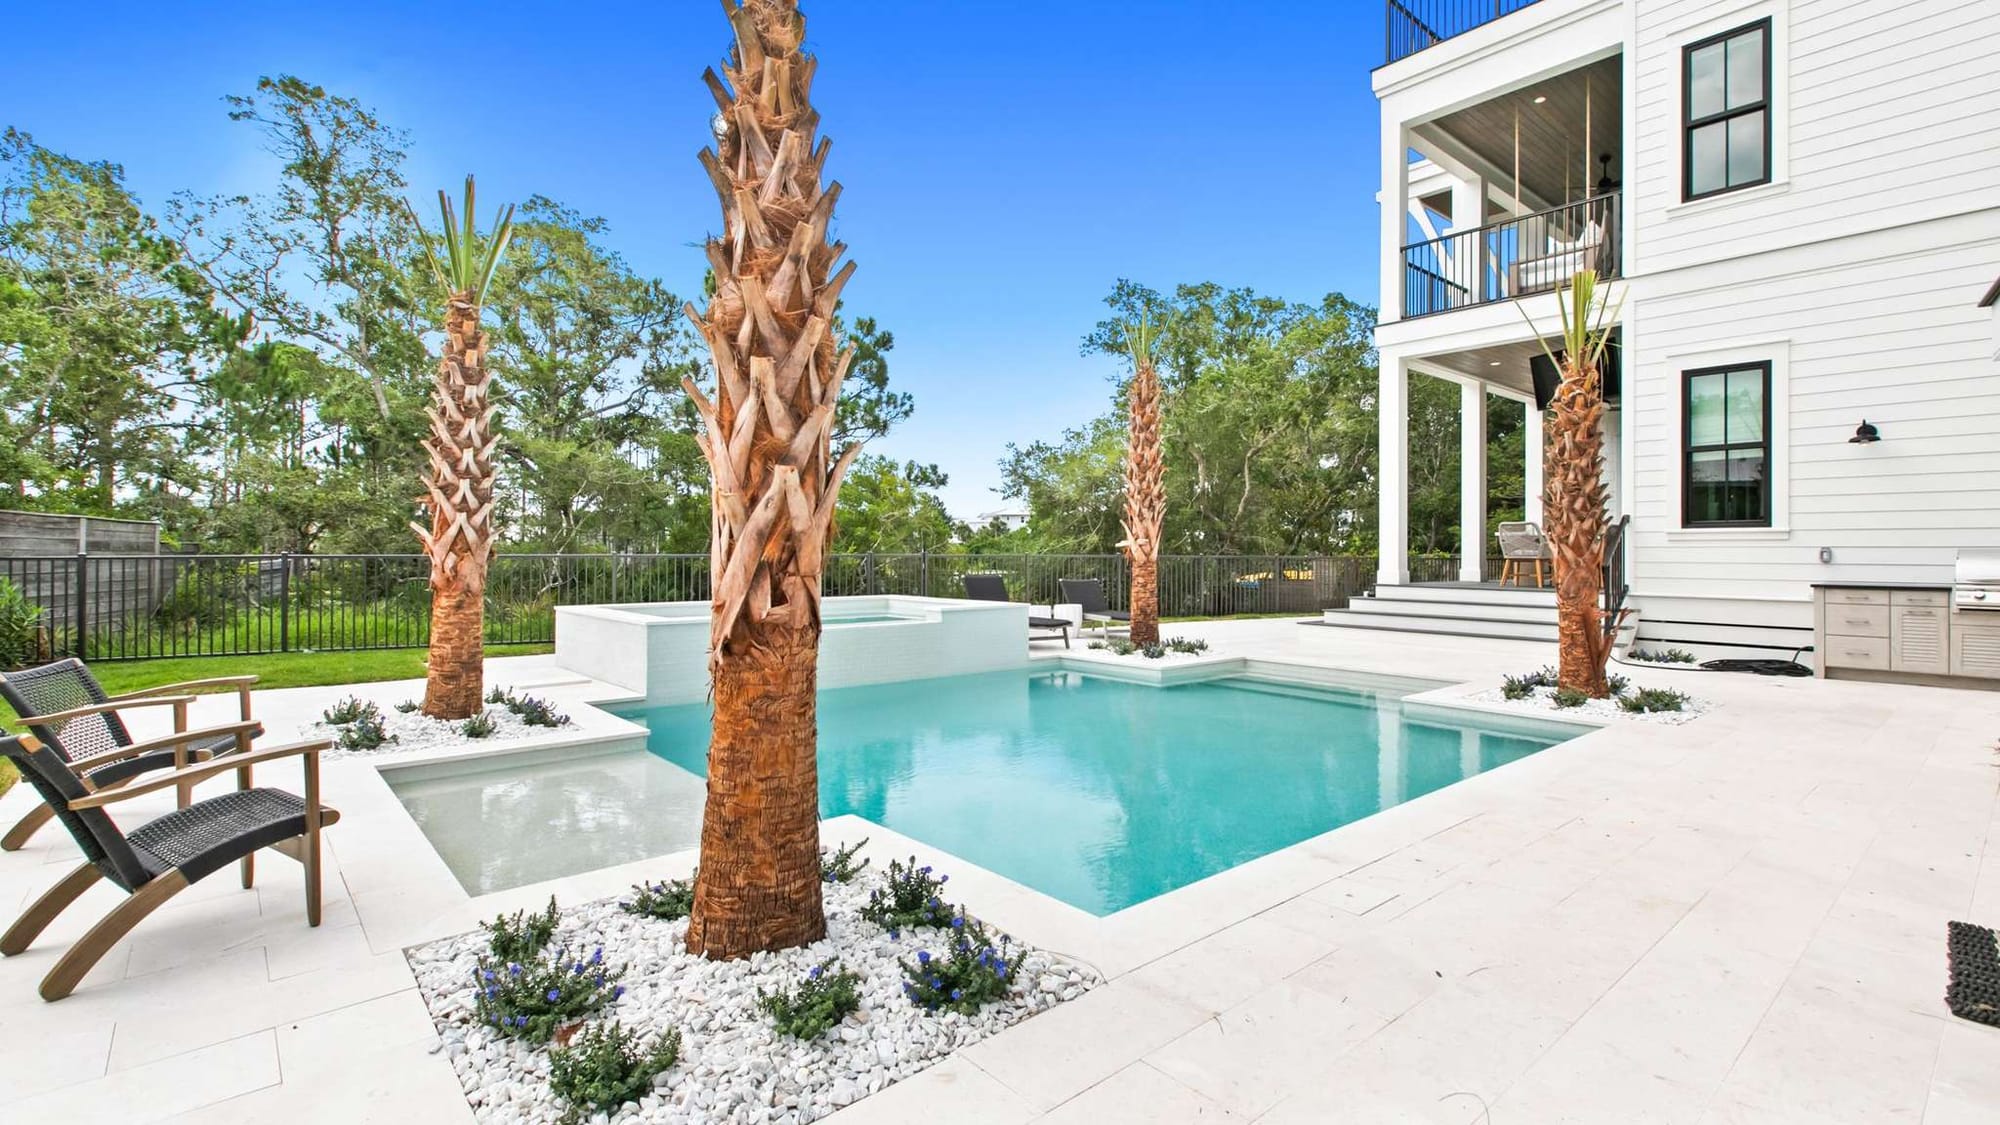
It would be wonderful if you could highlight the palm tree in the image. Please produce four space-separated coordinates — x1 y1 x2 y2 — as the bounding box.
1121 317 1166 647
407 177 514 720
682 0 861 959
1520 269 1624 697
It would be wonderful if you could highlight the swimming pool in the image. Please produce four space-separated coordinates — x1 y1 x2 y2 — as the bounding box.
614 668 1574 915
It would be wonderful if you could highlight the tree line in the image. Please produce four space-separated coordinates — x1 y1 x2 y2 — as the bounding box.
2 76 1505 563
0 76 925 557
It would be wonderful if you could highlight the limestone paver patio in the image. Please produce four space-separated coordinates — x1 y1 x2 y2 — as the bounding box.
1 620 1995 1123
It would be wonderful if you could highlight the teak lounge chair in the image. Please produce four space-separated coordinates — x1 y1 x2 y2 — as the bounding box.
0 732 337 1001
962 574 1070 647
0 659 264 850
1059 578 1131 635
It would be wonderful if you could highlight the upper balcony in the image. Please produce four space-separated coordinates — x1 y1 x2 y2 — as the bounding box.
1386 0 1549 64
1387 53 1622 324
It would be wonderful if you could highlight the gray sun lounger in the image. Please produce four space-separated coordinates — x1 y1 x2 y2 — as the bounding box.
961 574 1069 647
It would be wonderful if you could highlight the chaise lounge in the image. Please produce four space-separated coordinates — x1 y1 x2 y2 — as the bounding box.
962 574 1070 647
0 659 264 850
0 732 337 1001
1059 578 1131 636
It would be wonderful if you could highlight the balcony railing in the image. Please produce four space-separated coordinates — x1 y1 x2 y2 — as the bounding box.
1401 191 1620 319
1386 0 1547 64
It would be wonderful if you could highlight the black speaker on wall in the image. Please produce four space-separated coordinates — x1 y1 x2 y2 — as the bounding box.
1530 337 1621 412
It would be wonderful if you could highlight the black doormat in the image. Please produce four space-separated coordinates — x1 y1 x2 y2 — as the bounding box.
1946 921 2000 1028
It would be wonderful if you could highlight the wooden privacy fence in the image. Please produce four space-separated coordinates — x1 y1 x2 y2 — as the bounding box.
0 513 177 657
0 551 1474 663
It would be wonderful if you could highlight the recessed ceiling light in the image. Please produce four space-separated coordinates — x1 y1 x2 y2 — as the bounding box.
1533 95 1548 104
1489 361 1503 367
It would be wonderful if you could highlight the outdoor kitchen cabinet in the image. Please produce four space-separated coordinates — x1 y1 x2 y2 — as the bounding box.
1814 583 2000 684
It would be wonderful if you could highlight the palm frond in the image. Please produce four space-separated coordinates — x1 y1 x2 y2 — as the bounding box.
408 175 515 302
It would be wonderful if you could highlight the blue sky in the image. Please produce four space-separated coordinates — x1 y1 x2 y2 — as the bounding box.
2 0 1386 519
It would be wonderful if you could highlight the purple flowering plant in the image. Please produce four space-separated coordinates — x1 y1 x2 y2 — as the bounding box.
898 912 1015 1015
859 857 957 931
758 957 863 1040
473 943 627 1043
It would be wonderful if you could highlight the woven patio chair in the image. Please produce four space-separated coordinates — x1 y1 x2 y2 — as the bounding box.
961 574 1070 648
1059 578 1131 635
0 732 336 1001
1496 522 1553 588
0 659 263 851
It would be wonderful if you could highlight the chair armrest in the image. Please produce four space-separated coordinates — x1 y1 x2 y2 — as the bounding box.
107 675 259 701
15 696 197 727
113 720 262 760
68 739 333 810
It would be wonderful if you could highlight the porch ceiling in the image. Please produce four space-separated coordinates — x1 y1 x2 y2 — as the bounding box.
1412 338 1555 397
1419 55 1623 211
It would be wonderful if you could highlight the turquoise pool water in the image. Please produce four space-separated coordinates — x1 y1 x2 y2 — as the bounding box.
618 669 1572 915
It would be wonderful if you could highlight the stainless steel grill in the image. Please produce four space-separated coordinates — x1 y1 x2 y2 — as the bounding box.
1953 549 2000 610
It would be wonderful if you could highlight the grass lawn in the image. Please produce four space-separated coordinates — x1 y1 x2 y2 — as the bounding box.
0 644 553 798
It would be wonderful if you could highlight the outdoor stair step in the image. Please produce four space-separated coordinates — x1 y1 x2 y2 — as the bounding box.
1347 597 1558 625
1368 583 1557 609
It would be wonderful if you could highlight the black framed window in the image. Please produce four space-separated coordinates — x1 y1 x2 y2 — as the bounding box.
1683 19 1771 200
1683 362 1771 527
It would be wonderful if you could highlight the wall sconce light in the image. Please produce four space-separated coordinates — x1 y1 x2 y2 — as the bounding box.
1849 420 1881 444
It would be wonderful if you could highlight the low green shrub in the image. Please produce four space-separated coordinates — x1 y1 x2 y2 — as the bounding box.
860 857 955 933
1619 687 1691 714
621 878 695 922
462 710 497 739
484 897 561 963
394 699 420 713
1164 637 1210 655
473 946 625 1042
1139 642 1167 659
1088 639 1138 656
548 1021 680 1125
821 839 870 884
1500 675 1537 701
1628 647 1697 665
0 577 45 670
322 695 375 724
489 687 570 728
759 959 863 1040
336 710 396 751
1551 686 1589 709
1606 672 1630 697
900 914 1015 1015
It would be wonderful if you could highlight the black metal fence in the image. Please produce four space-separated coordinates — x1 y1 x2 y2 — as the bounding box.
0 551 1475 663
1386 0 1546 63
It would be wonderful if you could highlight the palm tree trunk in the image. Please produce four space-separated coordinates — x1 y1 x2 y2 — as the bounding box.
684 0 857 959
1123 359 1165 647
1545 358 1611 697
417 294 495 719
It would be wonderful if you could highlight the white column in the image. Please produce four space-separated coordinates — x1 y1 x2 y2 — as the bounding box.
1449 172 1486 301
1377 355 1410 586
1379 116 1407 323
1524 400 1545 527
1459 381 1487 582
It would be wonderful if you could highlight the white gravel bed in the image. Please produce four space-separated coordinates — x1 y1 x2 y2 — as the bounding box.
313 699 571 762
408 874 1098 1124
1463 683 1712 725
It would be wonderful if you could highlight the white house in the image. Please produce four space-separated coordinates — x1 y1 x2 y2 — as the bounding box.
1337 0 2000 669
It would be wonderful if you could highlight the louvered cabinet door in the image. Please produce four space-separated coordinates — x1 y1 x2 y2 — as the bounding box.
1890 605 1949 675
1950 619 2000 680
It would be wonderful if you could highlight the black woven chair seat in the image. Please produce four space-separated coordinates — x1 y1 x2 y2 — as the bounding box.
1027 615 1069 629
127 788 310 884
